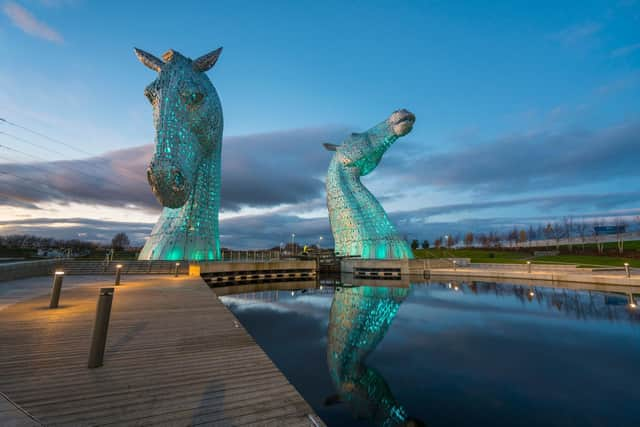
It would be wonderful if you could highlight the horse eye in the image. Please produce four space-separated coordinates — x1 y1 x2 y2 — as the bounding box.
181 90 204 106
191 92 204 104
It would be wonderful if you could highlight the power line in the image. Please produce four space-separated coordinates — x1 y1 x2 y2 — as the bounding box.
0 118 147 185
0 130 71 160
0 142 124 190
0 117 98 158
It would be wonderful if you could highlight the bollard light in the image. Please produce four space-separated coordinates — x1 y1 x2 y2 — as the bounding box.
453 260 457 271
49 270 65 309
114 264 122 286
88 287 114 368
175 262 180 277
527 261 532 273
624 262 631 278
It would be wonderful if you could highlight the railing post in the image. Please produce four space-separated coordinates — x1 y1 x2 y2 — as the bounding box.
49 270 65 309
114 264 122 286
88 287 114 368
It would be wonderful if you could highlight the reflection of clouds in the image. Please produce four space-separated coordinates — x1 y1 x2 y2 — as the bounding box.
220 293 332 322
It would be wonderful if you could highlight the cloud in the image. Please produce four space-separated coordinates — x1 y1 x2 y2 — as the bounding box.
550 22 601 45
611 43 640 58
6 194 639 248
2 1 63 44
0 126 346 211
388 119 640 195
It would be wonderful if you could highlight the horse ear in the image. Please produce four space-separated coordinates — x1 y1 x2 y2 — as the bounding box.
193 47 223 72
323 143 339 151
134 48 163 72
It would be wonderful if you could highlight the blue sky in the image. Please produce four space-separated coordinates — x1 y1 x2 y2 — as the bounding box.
0 0 639 247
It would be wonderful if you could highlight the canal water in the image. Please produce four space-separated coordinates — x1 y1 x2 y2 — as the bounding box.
219 279 640 427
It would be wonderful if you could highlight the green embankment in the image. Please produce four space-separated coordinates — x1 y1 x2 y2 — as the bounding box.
412 246 640 268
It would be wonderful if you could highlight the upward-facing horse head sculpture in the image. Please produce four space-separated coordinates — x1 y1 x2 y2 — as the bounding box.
325 109 416 259
135 47 223 261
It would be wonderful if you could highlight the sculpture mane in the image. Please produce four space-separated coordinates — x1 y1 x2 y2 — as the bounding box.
325 109 416 259
134 47 223 261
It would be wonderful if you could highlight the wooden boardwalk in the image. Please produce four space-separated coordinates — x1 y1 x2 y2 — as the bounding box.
0 276 324 426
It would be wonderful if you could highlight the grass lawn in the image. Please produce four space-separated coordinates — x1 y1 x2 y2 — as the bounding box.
413 247 639 268
534 255 640 268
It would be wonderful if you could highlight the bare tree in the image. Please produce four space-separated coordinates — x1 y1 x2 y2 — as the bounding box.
592 219 604 254
518 229 527 245
544 222 564 251
528 225 536 247
563 217 573 252
576 219 587 252
434 238 442 249
464 232 474 247
111 232 130 251
615 218 627 255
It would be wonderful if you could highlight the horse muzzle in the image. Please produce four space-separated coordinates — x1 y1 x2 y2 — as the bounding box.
146 165 190 208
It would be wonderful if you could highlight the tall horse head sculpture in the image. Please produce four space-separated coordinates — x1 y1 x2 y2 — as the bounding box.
325 109 416 259
135 47 223 261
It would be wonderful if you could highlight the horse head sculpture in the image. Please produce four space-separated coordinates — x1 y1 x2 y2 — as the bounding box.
325 109 416 259
135 47 224 261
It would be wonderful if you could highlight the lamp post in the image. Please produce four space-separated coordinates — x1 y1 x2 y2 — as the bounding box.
291 233 296 256
527 260 532 273
318 236 323 249
115 264 122 286
174 262 180 277
49 270 65 309
624 262 631 278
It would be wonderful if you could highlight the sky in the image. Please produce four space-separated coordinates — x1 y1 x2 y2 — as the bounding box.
0 0 639 248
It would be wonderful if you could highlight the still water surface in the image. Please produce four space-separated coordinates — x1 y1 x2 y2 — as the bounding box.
220 280 640 427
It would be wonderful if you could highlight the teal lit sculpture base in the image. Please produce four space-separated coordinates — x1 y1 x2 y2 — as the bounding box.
134 47 224 261
325 110 415 259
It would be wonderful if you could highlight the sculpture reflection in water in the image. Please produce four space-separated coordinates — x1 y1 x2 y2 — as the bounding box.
326 285 424 427
134 47 224 261
324 110 416 259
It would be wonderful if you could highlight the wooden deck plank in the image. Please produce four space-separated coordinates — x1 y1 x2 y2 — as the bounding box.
0 276 323 426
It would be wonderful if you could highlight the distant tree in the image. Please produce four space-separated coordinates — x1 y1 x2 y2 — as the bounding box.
446 235 454 249
111 233 130 250
563 216 574 252
477 233 489 248
464 232 474 247
508 228 518 247
518 229 527 244
411 239 419 250
549 222 565 251
528 225 536 246
576 219 587 252
421 240 430 249
615 218 627 255
434 238 442 249
592 219 605 254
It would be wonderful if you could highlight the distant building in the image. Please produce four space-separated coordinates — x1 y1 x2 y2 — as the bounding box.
594 225 626 235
